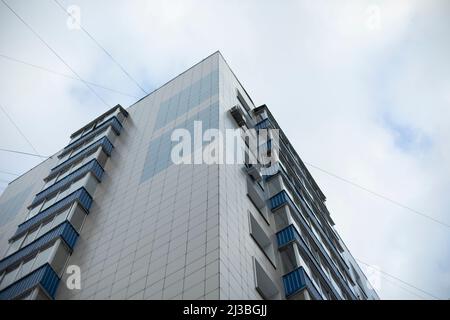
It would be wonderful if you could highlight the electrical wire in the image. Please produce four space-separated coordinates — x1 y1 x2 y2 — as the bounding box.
0 53 139 99
356 258 442 300
53 0 148 95
0 147 49 158
1 0 110 107
0 103 40 155
304 161 450 229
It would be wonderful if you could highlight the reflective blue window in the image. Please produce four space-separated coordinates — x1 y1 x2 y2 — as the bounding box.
153 69 219 131
141 102 219 183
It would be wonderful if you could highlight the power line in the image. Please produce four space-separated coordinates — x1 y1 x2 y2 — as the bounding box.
304 161 450 229
1 0 109 107
0 147 48 159
377 272 430 300
0 103 40 155
0 53 139 99
356 258 442 300
53 0 148 95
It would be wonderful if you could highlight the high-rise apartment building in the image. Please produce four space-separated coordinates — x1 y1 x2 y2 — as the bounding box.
0 52 378 300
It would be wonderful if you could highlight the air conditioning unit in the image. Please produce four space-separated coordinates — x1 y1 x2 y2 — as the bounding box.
230 105 246 127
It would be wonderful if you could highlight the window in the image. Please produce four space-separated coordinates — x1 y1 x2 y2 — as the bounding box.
32 245 54 270
97 111 116 127
51 147 100 191
37 219 53 238
15 257 34 280
55 186 70 202
58 151 71 164
41 196 56 211
70 158 85 173
70 130 83 143
81 123 95 136
27 204 42 220
246 176 265 209
68 206 86 232
0 241 66 291
50 240 70 276
32 170 91 219
64 125 110 160
55 168 71 182
67 176 85 195
21 227 39 247
0 265 20 290
237 89 253 117
51 208 70 229
82 149 98 165
249 212 276 266
4 234 25 257
310 272 323 298
43 176 57 190
253 258 279 300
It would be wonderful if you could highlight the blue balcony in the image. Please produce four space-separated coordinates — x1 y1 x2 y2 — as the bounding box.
0 221 79 273
48 136 113 180
0 264 59 300
269 190 289 210
11 188 92 241
283 266 322 300
276 224 301 248
269 165 351 272
272 191 357 299
30 159 104 208
61 116 122 156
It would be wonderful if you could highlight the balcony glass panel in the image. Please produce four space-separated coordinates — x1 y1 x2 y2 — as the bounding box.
0 264 59 300
26 205 42 220
0 266 19 291
30 159 103 208
55 168 71 182
21 228 38 248
32 246 54 270
5 235 24 257
37 220 53 239
14 189 91 241
15 257 34 281
63 116 121 154
51 208 70 229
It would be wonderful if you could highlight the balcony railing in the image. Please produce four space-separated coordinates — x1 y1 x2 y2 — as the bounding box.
11 188 92 241
283 266 322 300
59 116 122 158
48 136 113 180
269 163 351 270
270 190 356 299
269 190 289 210
0 264 59 300
276 223 301 248
276 223 342 299
0 221 79 273
30 159 103 208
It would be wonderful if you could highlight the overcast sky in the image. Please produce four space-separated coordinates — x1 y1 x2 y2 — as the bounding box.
0 0 449 299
